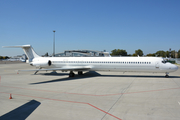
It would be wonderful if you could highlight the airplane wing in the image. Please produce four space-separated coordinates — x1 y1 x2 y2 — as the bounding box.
17 66 91 72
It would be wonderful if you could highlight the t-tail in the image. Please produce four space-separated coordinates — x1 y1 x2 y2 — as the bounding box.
3 45 40 62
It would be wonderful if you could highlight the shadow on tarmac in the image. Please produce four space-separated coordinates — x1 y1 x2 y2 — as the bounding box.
38 72 69 76
0 100 40 120
30 71 101 85
30 71 180 85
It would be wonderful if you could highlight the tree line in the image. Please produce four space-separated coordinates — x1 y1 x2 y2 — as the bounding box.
1 49 180 59
111 49 180 58
0 56 9 59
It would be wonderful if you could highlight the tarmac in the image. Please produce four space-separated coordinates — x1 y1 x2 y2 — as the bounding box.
0 62 180 120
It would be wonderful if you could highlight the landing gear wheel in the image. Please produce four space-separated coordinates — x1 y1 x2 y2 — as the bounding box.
69 71 75 77
78 71 83 75
165 74 169 78
165 72 169 78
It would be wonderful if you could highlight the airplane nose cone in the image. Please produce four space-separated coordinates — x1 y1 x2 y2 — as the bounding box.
172 64 178 71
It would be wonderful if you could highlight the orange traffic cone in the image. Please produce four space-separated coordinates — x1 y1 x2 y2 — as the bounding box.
9 94 12 99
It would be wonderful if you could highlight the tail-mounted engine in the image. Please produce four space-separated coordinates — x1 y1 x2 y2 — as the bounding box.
30 60 52 67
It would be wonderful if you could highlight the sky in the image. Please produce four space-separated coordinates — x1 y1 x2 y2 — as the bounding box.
0 0 180 56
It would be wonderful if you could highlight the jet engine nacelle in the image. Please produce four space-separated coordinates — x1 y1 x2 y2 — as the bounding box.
30 60 52 67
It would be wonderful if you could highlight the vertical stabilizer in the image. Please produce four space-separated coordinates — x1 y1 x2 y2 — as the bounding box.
3 45 40 62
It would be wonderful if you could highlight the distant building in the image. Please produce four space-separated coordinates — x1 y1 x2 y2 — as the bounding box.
8 54 27 62
55 50 111 57
175 52 178 58
13 54 27 59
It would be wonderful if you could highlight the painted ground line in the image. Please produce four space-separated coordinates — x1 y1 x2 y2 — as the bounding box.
0 92 122 120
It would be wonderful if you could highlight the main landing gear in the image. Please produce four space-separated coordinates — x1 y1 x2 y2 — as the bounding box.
69 71 83 77
165 72 169 78
69 71 75 77
78 71 83 75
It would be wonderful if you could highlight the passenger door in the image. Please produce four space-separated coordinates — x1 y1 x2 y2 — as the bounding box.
155 61 159 69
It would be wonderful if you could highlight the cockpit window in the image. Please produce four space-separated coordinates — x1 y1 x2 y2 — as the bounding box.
162 60 167 64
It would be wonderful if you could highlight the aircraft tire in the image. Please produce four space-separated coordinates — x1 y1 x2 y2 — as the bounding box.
69 71 75 77
165 74 169 78
78 71 83 75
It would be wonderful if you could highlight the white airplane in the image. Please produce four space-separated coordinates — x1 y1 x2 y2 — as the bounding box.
3 45 178 77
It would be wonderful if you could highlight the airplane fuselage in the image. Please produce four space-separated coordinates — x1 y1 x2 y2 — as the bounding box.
32 56 178 73
4 45 178 77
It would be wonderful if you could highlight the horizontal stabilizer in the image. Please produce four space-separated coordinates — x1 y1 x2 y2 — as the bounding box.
3 45 31 48
3 45 40 62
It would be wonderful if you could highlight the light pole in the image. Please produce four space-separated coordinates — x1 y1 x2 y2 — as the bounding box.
53 30 56 57
169 48 171 59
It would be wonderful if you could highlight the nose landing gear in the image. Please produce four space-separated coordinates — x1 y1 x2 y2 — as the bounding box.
165 72 169 78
